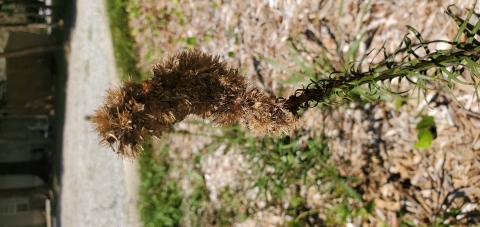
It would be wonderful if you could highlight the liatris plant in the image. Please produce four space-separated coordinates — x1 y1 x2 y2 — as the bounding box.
94 4 480 159
283 4 480 111
92 51 299 158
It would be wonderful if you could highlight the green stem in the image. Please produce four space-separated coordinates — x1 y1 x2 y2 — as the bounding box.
284 47 480 113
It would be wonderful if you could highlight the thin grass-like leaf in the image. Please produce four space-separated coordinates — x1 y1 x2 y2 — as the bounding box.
440 67 471 85
261 54 306 78
289 51 316 80
345 32 366 69
447 3 476 49
404 35 422 60
468 15 480 44
335 0 346 54
339 179 363 202
406 25 431 55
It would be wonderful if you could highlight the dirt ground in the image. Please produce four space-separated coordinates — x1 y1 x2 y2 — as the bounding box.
59 0 141 226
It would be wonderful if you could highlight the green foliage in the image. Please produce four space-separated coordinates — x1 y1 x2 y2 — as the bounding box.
138 142 183 227
416 115 435 129
414 116 436 149
399 209 462 227
181 178 248 227
214 126 372 226
220 128 324 199
105 0 143 81
216 187 249 225
186 37 197 46
262 39 326 86
276 3 480 114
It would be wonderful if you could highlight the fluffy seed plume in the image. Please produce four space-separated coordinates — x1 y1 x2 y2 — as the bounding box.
92 51 298 159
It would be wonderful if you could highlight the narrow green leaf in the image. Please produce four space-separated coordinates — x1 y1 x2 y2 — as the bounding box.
416 116 435 129
339 179 363 202
186 37 196 45
364 200 375 214
440 67 470 85
290 196 304 209
406 25 430 55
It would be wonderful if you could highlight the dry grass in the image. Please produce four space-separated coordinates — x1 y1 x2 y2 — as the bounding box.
123 0 480 226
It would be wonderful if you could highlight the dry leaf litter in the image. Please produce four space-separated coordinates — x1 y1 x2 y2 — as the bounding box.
127 0 480 226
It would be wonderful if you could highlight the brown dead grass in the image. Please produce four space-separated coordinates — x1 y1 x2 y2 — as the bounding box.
127 0 480 226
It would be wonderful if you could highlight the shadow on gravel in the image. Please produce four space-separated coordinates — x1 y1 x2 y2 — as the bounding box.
51 0 76 226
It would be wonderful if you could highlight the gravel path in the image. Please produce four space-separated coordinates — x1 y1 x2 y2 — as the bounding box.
60 0 141 226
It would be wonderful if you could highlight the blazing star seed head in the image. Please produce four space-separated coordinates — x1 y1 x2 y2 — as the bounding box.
92 50 299 159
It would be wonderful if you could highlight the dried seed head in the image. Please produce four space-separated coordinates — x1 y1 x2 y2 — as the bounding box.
92 50 299 159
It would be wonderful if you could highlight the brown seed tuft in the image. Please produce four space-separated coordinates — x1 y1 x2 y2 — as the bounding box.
92 50 299 159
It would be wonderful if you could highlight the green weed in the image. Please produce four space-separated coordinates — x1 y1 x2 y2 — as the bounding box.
211 125 373 226
414 115 436 149
138 142 183 227
282 3 480 114
105 0 142 81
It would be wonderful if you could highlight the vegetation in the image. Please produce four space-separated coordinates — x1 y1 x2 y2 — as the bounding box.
138 141 183 227
104 1 480 226
105 0 142 81
218 126 376 226
106 1 180 226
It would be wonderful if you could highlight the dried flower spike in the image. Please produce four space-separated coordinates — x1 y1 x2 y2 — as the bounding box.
92 51 299 159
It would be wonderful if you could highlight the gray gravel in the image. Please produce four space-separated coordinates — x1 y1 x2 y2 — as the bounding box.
60 0 139 226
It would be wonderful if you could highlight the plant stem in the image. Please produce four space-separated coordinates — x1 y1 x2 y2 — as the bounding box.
284 46 480 114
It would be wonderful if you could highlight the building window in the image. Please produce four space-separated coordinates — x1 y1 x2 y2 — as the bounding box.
0 202 29 216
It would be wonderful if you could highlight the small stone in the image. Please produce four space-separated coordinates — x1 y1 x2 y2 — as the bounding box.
374 108 384 120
